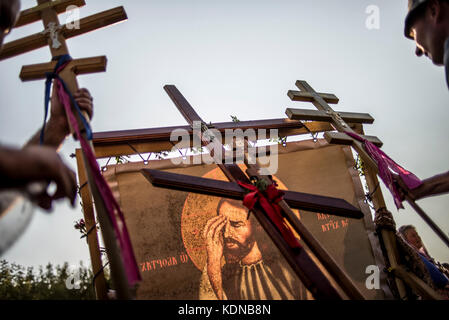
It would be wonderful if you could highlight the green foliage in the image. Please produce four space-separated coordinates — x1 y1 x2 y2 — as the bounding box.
231 115 240 123
354 155 366 177
115 155 130 164
154 151 170 160
254 179 271 192
0 260 96 300
269 136 288 146
191 146 204 154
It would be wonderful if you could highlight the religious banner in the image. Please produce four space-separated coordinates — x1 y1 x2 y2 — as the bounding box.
102 139 386 300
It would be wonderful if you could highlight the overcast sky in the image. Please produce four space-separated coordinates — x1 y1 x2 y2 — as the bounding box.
0 0 448 271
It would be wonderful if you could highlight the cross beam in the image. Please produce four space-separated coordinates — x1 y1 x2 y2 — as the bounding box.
0 6 127 60
142 169 364 219
91 118 357 159
14 0 86 28
286 80 379 171
324 132 383 148
286 108 374 124
288 90 339 104
20 55 107 81
156 85 366 300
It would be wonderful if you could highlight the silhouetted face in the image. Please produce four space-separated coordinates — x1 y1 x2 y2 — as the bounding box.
218 200 255 258
0 0 21 48
409 3 448 65
404 228 423 250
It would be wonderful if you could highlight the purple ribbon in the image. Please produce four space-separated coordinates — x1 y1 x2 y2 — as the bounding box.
345 131 422 209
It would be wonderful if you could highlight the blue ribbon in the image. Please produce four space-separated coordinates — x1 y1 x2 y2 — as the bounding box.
40 54 92 145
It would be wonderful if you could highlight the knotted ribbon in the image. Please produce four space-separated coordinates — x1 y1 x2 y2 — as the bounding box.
42 55 141 285
237 181 301 249
345 131 422 209
40 55 92 145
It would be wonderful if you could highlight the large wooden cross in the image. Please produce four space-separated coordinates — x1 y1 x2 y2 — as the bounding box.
286 80 449 249
0 0 132 299
140 85 366 300
286 81 380 171
286 80 447 299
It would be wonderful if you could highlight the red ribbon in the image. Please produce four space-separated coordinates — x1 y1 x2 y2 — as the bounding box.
237 181 301 249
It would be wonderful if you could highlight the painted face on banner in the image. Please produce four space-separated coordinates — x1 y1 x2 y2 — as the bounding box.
218 200 256 258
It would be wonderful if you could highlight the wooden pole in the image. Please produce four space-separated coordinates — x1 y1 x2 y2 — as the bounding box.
35 0 132 299
404 195 449 249
75 149 108 300
363 169 409 299
392 266 443 300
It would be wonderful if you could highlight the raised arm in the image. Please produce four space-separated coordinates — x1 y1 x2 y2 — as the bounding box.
25 88 93 149
410 171 449 200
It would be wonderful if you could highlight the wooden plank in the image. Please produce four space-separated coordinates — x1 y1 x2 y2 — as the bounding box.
91 123 341 159
93 119 304 145
405 194 449 248
392 266 444 300
56 62 134 299
288 90 339 104
142 169 363 219
357 122 408 299
0 6 127 60
62 6 128 39
15 0 86 28
75 149 108 300
286 108 375 124
20 56 107 81
324 131 383 148
0 32 48 61
164 85 203 124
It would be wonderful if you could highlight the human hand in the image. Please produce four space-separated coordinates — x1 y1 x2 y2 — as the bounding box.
203 215 227 300
49 87 94 137
1 146 77 210
203 215 227 268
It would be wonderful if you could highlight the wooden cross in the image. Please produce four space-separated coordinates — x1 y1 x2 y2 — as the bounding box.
286 81 380 171
285 80 449 249
140 85 366 300
1 0 132 299
286 80 449 300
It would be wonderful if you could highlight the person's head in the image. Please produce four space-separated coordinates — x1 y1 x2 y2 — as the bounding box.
404 0 449 65
217 198 257 259
398 225 424 250
0 0 20 48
